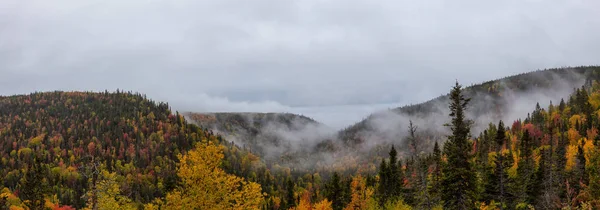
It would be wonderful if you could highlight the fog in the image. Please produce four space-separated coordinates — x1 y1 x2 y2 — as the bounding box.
185 69 590 170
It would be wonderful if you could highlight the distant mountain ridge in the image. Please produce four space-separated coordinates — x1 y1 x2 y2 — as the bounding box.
338 66 600 156
183 66 600 168
185 112 335 163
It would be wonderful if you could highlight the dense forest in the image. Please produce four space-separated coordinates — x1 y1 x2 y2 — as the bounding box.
1 67 600 209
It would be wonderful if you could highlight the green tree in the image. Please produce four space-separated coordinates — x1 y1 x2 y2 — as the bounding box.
441 81 476 210
428 141 442 206
516 130 535 205
286 178 296 209
20 158 49 210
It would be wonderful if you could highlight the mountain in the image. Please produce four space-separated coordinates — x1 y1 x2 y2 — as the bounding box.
337 66 600 157
185 112 335 164
1 66 600 209
0 91 266 209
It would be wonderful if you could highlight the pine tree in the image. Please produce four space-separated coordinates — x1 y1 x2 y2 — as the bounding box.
441 81 476 210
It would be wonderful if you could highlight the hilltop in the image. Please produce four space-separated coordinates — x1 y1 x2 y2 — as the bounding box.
185 112 335 164
337 66 600 156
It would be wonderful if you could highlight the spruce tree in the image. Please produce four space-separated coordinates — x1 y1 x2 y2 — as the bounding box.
326 172 346 210
484 121 509 209
428 142 442 206
285 178 296 209
441 81 476 210
20 158 48 210
531 149 546 209
517 130 535 205
377 159 389 206
388 146 402 199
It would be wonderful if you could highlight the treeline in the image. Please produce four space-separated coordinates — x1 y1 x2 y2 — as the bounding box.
290 81 600 209
2 69 600 209
0 91 276 209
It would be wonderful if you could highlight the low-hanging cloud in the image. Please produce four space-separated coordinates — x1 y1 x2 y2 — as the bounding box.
1 0 600 129
350 70 587 158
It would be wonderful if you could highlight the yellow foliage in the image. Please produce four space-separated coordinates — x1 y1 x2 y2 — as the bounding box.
1 191 23 208
487 152 498 168
569 115 583 128
293 191 312 210
28 134 45 147
568 128 581 145
509 152 519 178
587 128 598 143
509 134 518 152
85 170 136 210
479 201 500 210
9 206 25 210
583 138 596 166
384 199 412 210
313 199 333 210
589 91 600 110
164 141 264 210
344 175 374 210
565 145 579 172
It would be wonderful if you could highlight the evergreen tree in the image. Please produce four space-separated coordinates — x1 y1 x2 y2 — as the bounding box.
484 121 509 209
285 178 296 209
531 149 546 209
428 141 442 206
388 146 402 199
441 82 476 210
408 120 419 157
376 146 405 207
326 172 346 210
20 158 49 210
376 159 389 207
516 130 535 205
574 141 588 195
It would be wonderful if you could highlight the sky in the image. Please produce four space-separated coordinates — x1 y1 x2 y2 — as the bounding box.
1 0 600 129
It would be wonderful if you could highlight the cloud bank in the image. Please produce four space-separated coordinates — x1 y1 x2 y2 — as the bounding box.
1 0 600 128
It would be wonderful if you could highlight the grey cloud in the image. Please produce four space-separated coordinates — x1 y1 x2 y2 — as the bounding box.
1 0 600 128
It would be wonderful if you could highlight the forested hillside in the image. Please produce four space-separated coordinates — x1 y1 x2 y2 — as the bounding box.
0 91 269 209
339 66 600 157
1 67 600 209
186 113 332 157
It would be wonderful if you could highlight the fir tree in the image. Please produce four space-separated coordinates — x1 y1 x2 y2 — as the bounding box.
441 81 476 210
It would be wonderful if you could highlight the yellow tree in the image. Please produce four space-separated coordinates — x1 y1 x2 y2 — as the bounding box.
85 170 136 210
292 190 312 210
165 141 264 209
313 199 333 210
344 175 373 210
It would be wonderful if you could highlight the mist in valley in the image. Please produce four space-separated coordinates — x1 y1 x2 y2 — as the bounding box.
185 69 591 171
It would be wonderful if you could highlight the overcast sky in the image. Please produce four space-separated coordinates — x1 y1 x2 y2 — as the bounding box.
1 0 600 128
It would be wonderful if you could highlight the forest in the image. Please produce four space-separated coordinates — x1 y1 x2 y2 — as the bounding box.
0 67 600 209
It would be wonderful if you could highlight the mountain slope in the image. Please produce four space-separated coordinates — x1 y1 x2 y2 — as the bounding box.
338 66 600 156
185 112 335 162
0 91 243 208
